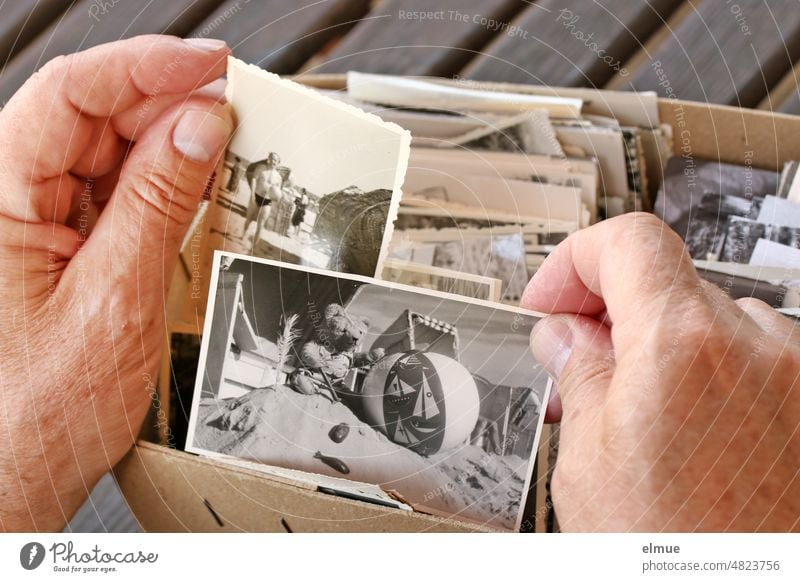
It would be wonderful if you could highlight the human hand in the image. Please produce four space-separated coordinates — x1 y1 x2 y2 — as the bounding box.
0 35 233 531
523 213 800 531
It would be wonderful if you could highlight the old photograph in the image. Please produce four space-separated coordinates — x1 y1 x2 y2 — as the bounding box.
720 216 800 263
186 252 549 531
681 193 761 260
402 167 585 226
388 228 530 304
409 147 599 223
654 156 779 240
209 58 411 277
381 258 502 302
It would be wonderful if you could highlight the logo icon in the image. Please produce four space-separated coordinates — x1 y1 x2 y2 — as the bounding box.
20 542 45 570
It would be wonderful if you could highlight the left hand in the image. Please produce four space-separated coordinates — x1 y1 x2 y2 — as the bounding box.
0 35 233 531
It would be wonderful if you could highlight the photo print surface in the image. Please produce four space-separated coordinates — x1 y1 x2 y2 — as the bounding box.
186 252 550 530
209 58 410 277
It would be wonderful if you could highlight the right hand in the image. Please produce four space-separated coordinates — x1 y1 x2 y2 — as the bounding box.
522 213 800 532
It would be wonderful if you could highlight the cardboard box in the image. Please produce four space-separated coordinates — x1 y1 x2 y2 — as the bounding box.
115 76 800 532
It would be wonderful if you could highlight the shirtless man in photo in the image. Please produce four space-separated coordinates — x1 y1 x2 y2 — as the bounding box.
240 151 283 253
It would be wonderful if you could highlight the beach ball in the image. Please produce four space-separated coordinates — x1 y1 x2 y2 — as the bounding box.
362 351 480 456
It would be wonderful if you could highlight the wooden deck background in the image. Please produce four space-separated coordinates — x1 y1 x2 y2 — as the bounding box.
3 0 798 531
3 0 800 111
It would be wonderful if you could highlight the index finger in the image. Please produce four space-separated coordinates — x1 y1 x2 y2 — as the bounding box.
521 213 704 341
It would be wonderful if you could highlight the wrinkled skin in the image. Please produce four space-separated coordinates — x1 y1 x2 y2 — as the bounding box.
0 35 233 531
525 213 800 531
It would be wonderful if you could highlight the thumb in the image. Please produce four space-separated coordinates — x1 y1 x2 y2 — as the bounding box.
530 314 615 423
83 98 232 304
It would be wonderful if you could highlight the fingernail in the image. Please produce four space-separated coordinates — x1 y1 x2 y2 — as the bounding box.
173 110 232 163
531 317 573 380
194 78 227 101
183 38 228 52
544 389 563 424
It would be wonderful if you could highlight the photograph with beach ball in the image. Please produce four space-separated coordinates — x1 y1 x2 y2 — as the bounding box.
186 251 550 531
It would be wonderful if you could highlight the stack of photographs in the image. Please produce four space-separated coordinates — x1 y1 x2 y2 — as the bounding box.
321 73 666 308
655 156 800 311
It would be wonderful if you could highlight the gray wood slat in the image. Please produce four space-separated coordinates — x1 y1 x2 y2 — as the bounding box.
776 71 800 115
0 0 222 104
462 0 683 87
625 0 800 107
315 0 525 76
0 0 74 65
65 472 140 533
192 0 370 74
757 60 800 114
779 92 800 115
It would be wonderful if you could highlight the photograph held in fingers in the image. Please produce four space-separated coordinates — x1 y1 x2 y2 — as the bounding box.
186 252 549 531
210 58 410 277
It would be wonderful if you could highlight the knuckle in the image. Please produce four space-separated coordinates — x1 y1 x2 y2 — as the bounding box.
683 319 716 351
611 212 684 255
130 162 199 229
681 307 728 354
607 213 695 294
32 55 73 90
735 296 771 311
643 221 685 257
559 359 612 403
780 343 800 368
611 210 661 232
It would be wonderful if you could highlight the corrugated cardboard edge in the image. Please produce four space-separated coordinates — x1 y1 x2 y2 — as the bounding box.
656 98 800 170
115 441 499 533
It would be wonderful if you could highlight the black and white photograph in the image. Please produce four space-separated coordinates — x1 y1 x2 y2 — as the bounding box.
654 156 780 240
402 167 586 226
388 228 530 304
209 58 411 277
381 258 502 302
720 216 800 263
186 252 549 531
680 192 762 260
